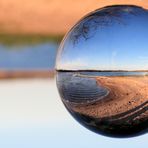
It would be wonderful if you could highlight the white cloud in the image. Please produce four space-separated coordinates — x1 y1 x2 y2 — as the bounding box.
57 58 89 70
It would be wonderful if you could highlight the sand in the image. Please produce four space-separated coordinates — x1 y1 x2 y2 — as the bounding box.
0 0 148 34
67 76 148 119
0 70 54 79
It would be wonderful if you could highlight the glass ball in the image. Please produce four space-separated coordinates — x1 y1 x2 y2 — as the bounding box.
56 5 148 138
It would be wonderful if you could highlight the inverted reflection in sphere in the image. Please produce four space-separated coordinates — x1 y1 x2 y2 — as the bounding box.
56 5 148 138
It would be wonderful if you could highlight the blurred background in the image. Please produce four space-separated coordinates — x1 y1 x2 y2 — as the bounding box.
0 0 147 148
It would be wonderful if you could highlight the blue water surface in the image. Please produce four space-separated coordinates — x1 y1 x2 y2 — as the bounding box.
0 43 58 70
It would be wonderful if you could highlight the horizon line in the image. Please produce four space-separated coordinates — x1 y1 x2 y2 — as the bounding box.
56 69 148 72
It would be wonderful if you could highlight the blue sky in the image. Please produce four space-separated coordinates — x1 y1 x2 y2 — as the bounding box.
57 6 148 71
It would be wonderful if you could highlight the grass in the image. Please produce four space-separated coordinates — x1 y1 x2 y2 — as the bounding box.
0 34 64 47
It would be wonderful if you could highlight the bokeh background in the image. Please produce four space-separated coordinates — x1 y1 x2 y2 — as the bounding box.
0 0 147 148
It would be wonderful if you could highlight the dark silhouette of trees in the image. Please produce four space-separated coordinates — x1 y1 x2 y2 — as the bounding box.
69 5 142 45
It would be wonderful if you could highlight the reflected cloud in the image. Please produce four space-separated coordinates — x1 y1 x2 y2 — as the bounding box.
58 58 89 70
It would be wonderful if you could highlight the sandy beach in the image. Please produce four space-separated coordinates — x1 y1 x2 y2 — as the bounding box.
0 0 148 34
0 70 55 79
67 76 148 119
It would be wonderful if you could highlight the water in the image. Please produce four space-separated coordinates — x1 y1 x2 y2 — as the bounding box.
57 71 148 138
80 71 148 76
57 72 109 103
0 43 58 70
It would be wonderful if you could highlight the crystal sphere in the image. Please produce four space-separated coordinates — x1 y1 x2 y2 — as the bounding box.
56 5 148 138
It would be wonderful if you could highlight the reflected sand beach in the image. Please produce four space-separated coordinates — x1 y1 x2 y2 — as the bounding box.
57 71 148 137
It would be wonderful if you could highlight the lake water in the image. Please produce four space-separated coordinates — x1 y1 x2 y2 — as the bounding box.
0 43 58 70
80 71 148 76
57 72 109 103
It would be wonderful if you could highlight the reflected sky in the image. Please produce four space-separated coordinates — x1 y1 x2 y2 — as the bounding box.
57 5 148 71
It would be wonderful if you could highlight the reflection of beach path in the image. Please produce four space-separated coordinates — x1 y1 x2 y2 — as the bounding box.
68 76 148 119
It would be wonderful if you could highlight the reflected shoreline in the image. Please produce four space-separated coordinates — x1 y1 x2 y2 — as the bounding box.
57 71 148 137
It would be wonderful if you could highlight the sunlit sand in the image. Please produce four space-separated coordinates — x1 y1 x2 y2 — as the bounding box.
70 76 148 119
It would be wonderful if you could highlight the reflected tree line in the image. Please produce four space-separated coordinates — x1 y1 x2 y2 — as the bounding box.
70 5 142 44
